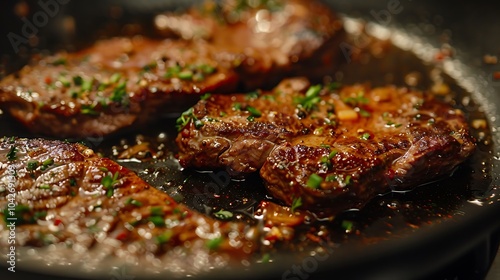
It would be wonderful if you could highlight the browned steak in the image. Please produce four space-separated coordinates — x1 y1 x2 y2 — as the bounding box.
0 38 239 138
155 0 345 89
0 0 344 138
0 137 256 271
176 78 476 211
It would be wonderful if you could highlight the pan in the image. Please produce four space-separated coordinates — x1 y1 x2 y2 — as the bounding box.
0 0 499 279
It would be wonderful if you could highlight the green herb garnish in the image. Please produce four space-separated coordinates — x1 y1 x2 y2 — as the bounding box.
125 198 143 207
6 146 17 161
101 172 120 198
291 197 302 212
27 160 39 171
306 174 323 189
360 132 371 140
213 209 233 220
246 106 262 118
206 237 223 250
148 216 166 227
294 85 322 112
155 230 173 244
343 92 369 107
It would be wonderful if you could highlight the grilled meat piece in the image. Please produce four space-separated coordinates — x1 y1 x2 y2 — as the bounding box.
155 0 345 90
0 37 239 138
176 78 476 210
0 138 256 271
0 0 344 138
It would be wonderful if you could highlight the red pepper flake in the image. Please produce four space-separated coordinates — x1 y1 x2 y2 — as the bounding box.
44 76 52 84
53 218 62 226
115 231 128 241
493 72 500 80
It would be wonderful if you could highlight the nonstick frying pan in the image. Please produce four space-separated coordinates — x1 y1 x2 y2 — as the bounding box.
0 0 499 279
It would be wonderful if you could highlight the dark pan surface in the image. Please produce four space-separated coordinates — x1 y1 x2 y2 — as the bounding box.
0 1 499 279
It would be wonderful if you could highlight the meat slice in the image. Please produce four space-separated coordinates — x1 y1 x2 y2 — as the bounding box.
0 0 344 138
176 78 476 210
0 138 256 272
0 37 239 138
155 0 345 89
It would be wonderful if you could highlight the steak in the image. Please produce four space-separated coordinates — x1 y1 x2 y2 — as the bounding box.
0 0 344 138
0 137 256 272
0 38 239 138
176 77 476 211
155 0 345 89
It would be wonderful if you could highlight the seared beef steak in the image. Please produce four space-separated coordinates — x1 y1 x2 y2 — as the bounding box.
0 0 344 138
176 78 475 210
0 138 256 270
155 0 345 89
0 38 239 138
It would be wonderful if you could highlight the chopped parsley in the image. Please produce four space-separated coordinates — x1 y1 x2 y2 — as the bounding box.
155 230 173 244
341 220 354 232
101 171 120 198
164 63 216 81
50 58 67 66
125 198 142 207
40 158 54 170
343 92 369 107
246 106 262 118
109 81 128 105
213 209 233 220
148 216 166 227
6 146 17 161
81 104 99 115
245 91 259 100
206 237 223 250
150 206 164 216
294 85 322 112
291 197 302 212
200 93 212 100
306 174 323 189
176 108 204 131
360 132 371 140
27 160 39 171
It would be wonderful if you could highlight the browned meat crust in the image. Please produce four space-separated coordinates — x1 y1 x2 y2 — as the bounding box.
176 78 476 211
156 0 345 89
0 38 239 138
0 0 344 138
0 138 256 271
